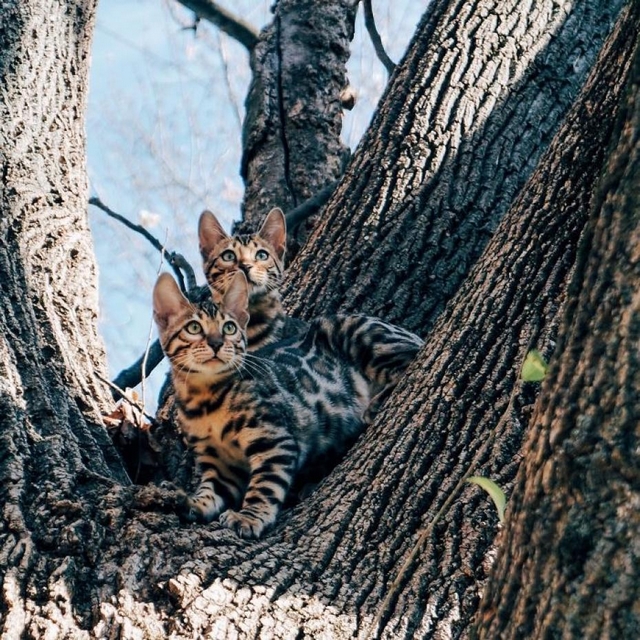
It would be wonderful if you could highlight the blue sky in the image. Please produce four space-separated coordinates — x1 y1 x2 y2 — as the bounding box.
87 0 427 409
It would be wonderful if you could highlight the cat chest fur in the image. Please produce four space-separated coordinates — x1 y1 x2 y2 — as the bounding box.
175 381 258 464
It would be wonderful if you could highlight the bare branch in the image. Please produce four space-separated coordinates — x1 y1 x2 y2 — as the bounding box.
88 196 197 292
217 30 244 132
177 0 259 51
111 340 166 397
362 0 395 76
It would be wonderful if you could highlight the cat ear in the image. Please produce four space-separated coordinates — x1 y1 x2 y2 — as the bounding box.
199 210 229 260
153 273 191 332
258 208 286 261
223 271 250 329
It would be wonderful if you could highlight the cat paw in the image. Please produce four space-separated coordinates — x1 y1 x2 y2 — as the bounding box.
219 509 267 539
176 492 218 524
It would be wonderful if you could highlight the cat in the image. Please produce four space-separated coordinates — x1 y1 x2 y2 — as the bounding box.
153 270 373 538
198 208 424 420
198 207 305 351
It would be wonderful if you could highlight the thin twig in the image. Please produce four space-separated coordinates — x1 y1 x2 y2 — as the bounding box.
177 0 259 50
112 340 166 394
88 196 196 291
97 373 156 424
142 244 168 413
363 0 395 76
217 30 244 133
89 196 164 251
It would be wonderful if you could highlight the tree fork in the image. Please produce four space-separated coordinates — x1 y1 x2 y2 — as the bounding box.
75 3 639 637
283 0 625 334
0 1 637 638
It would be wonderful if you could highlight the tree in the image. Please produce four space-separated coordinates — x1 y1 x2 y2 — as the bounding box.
0 0 636 638
475 6 640 635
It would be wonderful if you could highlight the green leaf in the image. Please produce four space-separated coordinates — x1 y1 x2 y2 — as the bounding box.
521 349 548 382
467 476 507 523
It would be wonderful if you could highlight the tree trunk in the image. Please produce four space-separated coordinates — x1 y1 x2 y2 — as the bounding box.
475 3 640 636
238 0 357 257
0 0 127 476
0 0 116 435
0 0 128 636
283 0 624 333
1 0 638 639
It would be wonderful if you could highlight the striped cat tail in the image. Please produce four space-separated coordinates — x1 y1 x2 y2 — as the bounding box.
310 314 424 421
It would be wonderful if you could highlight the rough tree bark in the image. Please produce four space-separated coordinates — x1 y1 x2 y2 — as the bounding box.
0 1 637 639
475 4 640 636
0 0 128 635
237 0 357 256
0 0 122 458
283 0 624 333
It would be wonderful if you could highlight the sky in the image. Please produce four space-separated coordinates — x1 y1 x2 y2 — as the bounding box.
87 0 428 409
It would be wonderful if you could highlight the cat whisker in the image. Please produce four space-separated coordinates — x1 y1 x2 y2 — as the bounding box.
230 360 246 380
242 354 273 378
174 359 192 376
176 361 197 386
266 280 280 292
244 361 273 380
243 352 271 365
239 360 264 381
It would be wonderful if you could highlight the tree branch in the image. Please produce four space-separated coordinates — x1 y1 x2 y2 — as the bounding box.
177 0 259 50
362 0 395 76
88 196 197 292
111 339 166 398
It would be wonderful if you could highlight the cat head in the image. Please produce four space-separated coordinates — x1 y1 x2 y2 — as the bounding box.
198 208 286 302
153 271 250 381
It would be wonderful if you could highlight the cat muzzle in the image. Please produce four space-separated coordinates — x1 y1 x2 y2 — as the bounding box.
207 337 224 351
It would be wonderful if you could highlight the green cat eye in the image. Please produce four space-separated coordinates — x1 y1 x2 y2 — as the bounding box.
220 250 236 262
222 321 237 335
255 249 269 261
185 321 203 335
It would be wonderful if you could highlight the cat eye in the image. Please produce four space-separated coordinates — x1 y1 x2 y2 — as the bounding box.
255 249 269 261
185 321 203 335
220 250 236 262
222 321 237 335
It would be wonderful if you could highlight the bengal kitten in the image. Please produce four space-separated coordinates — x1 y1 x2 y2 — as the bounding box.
198 208 424 420
198 207 304 350
153 270 371 538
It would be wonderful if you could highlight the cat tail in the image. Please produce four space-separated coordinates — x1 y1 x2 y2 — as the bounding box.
309 314 424 395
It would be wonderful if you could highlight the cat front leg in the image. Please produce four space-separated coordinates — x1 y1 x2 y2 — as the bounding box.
219 437 299 538
179 453 246 523
179 482 227 523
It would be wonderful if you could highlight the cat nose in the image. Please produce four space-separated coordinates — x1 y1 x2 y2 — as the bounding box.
207 336 224 351
239 263 251 275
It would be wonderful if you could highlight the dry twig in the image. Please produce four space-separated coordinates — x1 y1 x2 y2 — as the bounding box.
177 0 259 50
363 0 395 76
88 196 196 292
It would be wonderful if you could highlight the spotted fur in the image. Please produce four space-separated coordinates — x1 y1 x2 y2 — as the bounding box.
308 314 424 421
153 271 370 538
199 209 424 421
